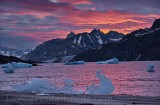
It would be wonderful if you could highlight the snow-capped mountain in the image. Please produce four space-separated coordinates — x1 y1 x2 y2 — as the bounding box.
0 44 31 58
71 19 160 62
24 29 124 61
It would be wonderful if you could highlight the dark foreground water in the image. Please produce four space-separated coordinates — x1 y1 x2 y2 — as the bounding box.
0 61 160 96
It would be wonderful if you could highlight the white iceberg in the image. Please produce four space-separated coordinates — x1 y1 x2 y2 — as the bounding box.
12 78 82 94
147 64 155 72
96 58 119 64
13 78 57 93
1 62 32 73
64 61 85 65
1 63 15 73
86 70 115 95
12 70 115 95
11 62 32 69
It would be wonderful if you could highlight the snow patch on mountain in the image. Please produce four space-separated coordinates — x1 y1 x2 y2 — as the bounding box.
96 35 103 44
135 28 160 37
109 38 122 42
77 36 82 45
0 44 32 58
73 38 76 44
87 34 94 44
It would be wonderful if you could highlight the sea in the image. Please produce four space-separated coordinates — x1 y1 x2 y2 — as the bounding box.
0 61 160 96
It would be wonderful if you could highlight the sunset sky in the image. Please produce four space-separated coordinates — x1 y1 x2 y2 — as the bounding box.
0 0 160 49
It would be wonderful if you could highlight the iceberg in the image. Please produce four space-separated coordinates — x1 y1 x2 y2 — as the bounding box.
1 62 32 73
1 63 15 73
12 78 82 94
13 79 57 93
96 58 119 64
64 61 85 65
147 64 155 72
11 62 32 69
86 70 115 95
12 70 114 95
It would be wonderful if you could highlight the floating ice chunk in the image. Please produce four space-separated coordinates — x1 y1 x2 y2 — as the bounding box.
12 70 114 95
1 63 15 73
11 62 32 69
12 78 82 94
96 58 119 64
1 62 32 73
64 61 85 65
12 78 58 93
1 63 11 68
147 64 155 72
86 70 115 95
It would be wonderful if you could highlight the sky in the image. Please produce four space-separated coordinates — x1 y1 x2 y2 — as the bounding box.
0 0 160 50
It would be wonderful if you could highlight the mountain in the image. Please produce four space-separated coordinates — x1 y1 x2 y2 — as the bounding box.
105 30 124 42
71 19 160 62
0 44 31 58
0 54 39 66
0 54 24 64
24 29 124 61
151 18 160 29
66 31 76 39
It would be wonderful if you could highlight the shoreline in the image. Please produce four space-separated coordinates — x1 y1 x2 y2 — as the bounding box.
0 91 160 105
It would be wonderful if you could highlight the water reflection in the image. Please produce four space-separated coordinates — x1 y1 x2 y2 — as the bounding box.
0 61 160 96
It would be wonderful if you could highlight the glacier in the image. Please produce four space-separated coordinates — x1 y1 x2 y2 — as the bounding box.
12 70 115 95
96 58 119 64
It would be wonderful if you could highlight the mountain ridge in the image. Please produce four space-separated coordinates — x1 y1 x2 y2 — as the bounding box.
0 44 31 58
71 18 160 62
24 29 124 61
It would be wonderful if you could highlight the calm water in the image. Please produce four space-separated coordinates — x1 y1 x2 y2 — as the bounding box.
0 61 160 96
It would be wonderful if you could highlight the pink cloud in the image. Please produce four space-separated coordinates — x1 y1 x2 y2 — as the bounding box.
0 0 160 49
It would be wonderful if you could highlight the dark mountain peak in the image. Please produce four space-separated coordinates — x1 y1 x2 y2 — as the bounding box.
66 31 76 39
77 32 87 36
70 31 75 34
107 30 124 37
90 28 101 34
151 18 160 29
107 30 119 34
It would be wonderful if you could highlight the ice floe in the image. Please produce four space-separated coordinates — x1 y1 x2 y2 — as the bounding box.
12 70 114 95
11 62 32 69
64 61 85 65
147 64 155 72
13 78 57 93
96 58 119 64
12 78 82 94
1 62 32 73
86 70 115 95
1 63 15 73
